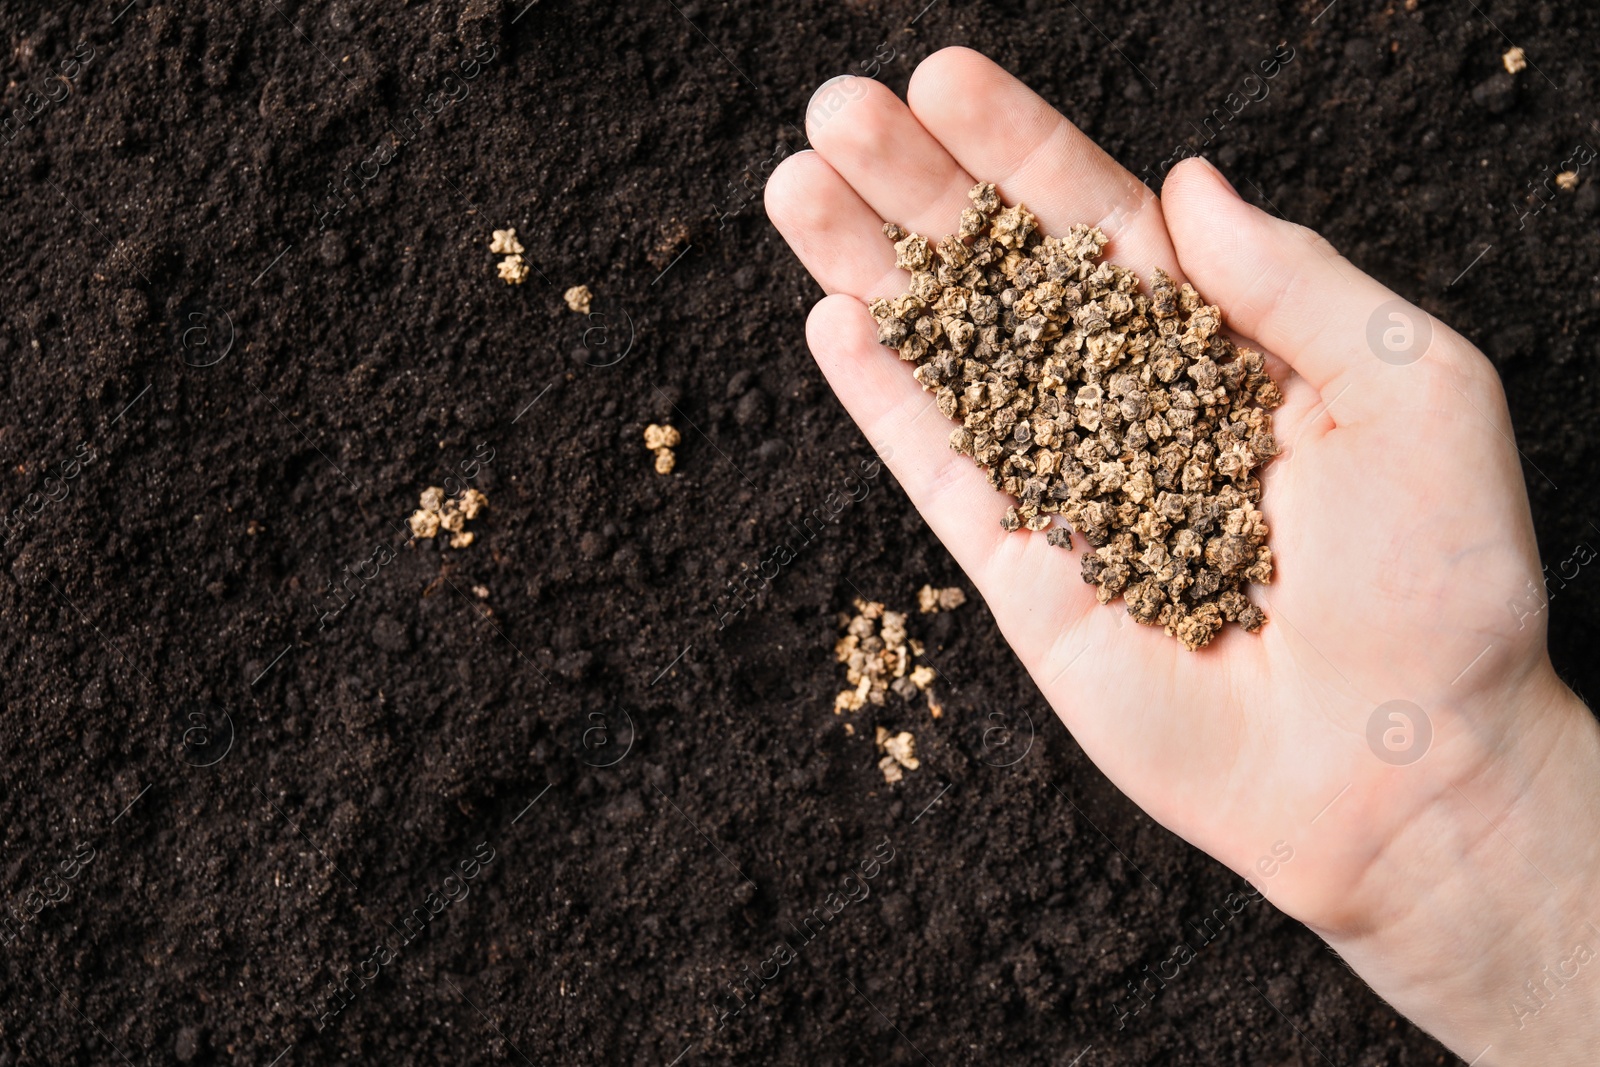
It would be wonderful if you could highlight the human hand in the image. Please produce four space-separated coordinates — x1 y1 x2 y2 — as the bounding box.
766 46 1600 1063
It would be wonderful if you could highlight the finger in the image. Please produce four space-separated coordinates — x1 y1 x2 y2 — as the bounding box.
905 47 1177 278
1161 156 1456 405
805 75 973 242
806 293 1008 557
765 150 899 298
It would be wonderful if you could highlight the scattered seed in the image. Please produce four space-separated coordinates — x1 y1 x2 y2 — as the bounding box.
497 255 529 285
833 597 946 721
1502 46 1527 74
869 182 1282 650
1556 170 1580 192
489 227 530 285
643 423 680 451
408 509 440 539
875 726 920 783
644 423 680 475
564 284 593 314
408 486 488 547
917 584 967 614
490 228 525 255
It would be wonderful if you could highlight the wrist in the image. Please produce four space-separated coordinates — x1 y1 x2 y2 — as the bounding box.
1318 670 1600 1063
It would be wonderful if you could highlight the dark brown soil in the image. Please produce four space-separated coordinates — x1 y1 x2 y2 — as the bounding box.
1 1 1595 1063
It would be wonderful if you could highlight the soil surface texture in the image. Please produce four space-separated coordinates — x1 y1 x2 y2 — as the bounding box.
1 0 1596 1064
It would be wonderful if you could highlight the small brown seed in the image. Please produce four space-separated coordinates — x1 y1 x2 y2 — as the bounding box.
563 285 593 313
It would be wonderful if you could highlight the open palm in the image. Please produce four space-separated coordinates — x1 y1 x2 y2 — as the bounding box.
766 47 1563 936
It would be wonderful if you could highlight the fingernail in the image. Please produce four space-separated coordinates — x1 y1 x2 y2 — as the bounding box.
1197 156 1240 198
807 75 864 127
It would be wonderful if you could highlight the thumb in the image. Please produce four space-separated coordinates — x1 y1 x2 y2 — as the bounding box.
1161 156 1448 408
